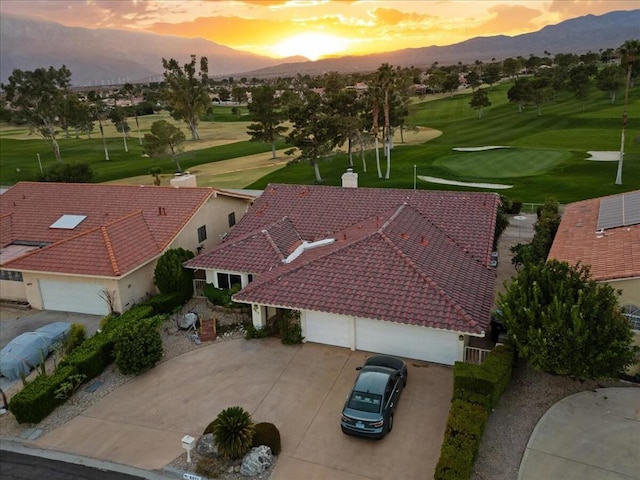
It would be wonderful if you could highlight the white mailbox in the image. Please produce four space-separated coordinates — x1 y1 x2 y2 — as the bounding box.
181 434 196 463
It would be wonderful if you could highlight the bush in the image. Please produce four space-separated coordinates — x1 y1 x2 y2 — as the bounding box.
153 248 195 298
9 364 78 424
37 162 94 183
510 199 523 214
61 331 114 381
100 305 155 336
204 284 242 308
244 322 271 340
114 317 164 375
66 323 87 354
251 422 281 455
212 406 255 459
277 310 303 345
143 292 186 314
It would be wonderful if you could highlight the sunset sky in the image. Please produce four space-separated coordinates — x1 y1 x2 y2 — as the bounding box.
0 0 635 60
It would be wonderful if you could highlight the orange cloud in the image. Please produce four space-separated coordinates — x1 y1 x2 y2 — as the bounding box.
470 4 541 35
548 0 636 18
372 7 435 26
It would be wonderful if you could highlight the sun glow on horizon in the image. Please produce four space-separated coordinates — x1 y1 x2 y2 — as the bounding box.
271 32 350 60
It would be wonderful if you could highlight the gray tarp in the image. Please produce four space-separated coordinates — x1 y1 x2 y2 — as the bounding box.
0 322 71 381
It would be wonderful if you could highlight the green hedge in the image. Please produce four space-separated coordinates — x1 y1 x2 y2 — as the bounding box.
435 346 514 480
204 283 242 308
60 332 114 381
142 292 186 314
9 365 78 424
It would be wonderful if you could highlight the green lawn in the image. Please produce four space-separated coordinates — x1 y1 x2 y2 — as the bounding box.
247 82 640 203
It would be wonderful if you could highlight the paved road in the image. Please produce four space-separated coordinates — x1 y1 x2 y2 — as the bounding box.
0 450 143 480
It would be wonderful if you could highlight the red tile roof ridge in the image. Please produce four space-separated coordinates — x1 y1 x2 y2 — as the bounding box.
3 210 145 272
261 229 286 263
100 226 121 276
377 229 478 332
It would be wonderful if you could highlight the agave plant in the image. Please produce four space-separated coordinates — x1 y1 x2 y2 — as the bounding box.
213 406 255 459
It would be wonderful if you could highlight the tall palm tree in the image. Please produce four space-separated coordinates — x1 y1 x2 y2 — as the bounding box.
615 40 640 185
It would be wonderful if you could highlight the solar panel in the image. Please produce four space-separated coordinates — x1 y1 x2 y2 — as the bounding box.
50 214 87 229
597 191 640 231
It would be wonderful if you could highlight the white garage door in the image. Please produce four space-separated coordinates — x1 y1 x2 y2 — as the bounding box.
303 310 351 348
39 279 109 315
355 318 459 365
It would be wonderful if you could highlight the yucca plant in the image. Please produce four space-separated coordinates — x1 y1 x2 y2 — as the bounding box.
213 406 255 459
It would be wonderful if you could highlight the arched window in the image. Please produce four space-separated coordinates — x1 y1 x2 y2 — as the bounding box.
622 305 640 332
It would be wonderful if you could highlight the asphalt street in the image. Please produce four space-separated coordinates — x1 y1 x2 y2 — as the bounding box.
0 450 144 480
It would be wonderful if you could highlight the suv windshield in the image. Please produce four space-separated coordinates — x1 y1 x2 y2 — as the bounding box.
347 391 382 413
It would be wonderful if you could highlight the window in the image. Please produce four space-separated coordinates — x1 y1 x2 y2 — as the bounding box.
217 272 242 290
197 225 207 243
623 305 640 332
0 270 23 282
228 212 236 228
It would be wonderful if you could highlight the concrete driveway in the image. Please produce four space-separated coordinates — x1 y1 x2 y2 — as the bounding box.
32 338 453 479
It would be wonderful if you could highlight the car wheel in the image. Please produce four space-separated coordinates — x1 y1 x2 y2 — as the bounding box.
387 414 394 433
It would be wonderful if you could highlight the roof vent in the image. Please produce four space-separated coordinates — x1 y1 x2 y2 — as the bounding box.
341 168 358 188
50 214 87 229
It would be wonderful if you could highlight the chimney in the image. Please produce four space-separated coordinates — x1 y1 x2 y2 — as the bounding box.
170 172 197 188
341 168 358 188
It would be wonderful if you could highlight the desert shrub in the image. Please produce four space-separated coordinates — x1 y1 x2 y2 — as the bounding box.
195 456 227 478
212 406 255 459
114 317 164 375
153 248 195 298
251 422 281 455
9 364 78 424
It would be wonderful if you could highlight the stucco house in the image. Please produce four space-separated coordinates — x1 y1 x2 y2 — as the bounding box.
185 178 500 366
0 181 255 315
548 190 640 374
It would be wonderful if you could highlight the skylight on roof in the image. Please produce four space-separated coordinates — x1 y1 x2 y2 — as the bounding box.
50 214 87 230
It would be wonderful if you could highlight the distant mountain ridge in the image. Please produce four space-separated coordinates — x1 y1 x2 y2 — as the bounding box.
1 10 638 86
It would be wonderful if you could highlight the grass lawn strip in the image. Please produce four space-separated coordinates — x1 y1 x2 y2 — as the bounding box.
452 146 510 151
418 175 512 189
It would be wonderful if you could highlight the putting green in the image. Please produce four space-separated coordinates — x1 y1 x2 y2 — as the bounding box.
433 148 569 179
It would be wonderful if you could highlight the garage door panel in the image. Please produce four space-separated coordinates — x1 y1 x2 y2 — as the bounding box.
40 279 108 316
355 318 458 365
303 311 351 348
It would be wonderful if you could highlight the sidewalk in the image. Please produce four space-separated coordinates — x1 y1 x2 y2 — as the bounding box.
518 387 640 480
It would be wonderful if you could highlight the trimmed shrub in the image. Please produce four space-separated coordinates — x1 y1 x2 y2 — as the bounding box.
278 310 303 345
244 322 271 340
60 331 114 381
204 284 242 308
114 317 164 375
66 323 86 354
143 292 186 315
9 364 78 424
212 406 255 459
101 305 155 336
251 422 281 455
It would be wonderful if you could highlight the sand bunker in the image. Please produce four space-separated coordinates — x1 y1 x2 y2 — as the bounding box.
418 175 512 189
453 146 510 152
586 151 620 161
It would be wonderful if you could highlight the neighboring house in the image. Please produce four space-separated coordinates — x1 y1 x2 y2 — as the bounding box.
548 190 640 374
0 181 255 315
185 177 500 366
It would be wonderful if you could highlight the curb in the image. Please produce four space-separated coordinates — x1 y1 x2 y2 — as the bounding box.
0 437 174 479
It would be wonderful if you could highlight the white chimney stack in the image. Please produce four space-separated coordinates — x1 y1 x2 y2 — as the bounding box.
341 168 358 188
170 172 197 188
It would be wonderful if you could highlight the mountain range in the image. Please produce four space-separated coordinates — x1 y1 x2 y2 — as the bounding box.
1 10 639 86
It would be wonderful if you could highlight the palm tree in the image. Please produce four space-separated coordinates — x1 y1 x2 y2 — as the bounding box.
88 91 110 161
615 40 640 185
212 406 255 459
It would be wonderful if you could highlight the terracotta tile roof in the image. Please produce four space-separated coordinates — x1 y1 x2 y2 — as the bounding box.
548 191 640 282
0 182 214 277
188 184 499 334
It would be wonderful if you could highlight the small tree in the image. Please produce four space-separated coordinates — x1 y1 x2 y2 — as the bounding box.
498 260 638 379
153 248 195 300
469 88 491 119
144 120 186 173
212 406 255 459
37 163 94 183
